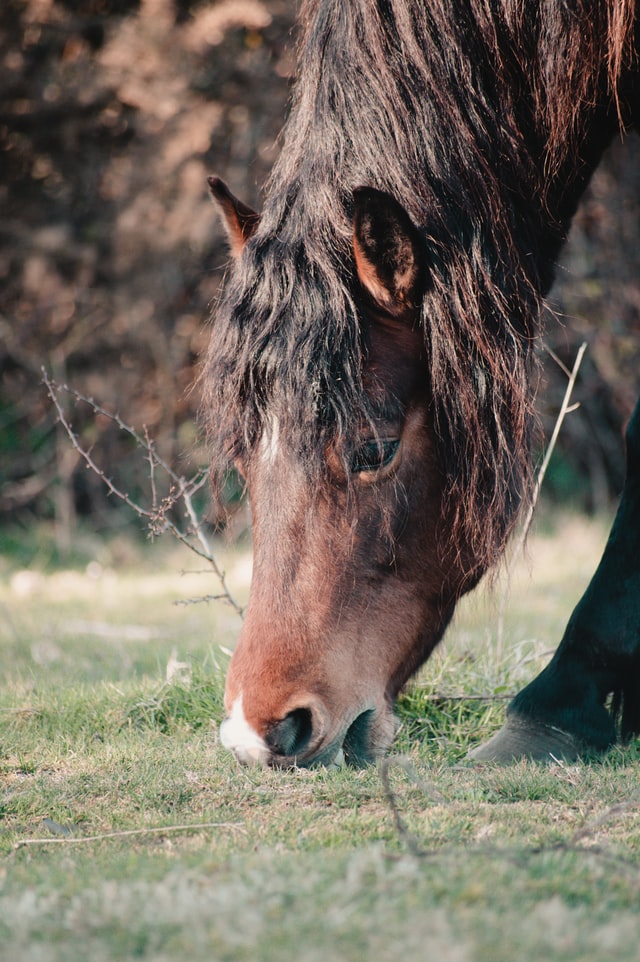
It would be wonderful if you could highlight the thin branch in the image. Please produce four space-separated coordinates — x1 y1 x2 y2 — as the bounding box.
544 343 573 380
52 380 181 481
403 692 515 702
177 474 243 615
379 757 640 875
496 342 587 661
526 341 588 532
571 796 640 844
43 370 156 522
144 424 158 513
379 756 443 858
42 369 244 617
174 594 239 607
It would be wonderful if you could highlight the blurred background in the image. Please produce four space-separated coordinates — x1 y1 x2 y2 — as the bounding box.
1 0 639 561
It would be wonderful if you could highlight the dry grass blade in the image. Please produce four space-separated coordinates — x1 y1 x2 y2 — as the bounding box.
13 822 246 852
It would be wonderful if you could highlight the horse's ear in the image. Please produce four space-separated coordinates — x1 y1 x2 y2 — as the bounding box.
208 176 260 256
352 187 427 314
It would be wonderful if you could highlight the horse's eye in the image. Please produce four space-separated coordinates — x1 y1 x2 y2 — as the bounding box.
351 438 400 474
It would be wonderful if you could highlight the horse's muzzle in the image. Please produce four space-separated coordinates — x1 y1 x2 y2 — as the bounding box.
219 697 397 768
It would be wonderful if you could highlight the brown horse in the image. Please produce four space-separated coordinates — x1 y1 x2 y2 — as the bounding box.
204 0 640 766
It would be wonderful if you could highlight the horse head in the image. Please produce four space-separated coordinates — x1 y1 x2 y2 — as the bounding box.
207 179 483 766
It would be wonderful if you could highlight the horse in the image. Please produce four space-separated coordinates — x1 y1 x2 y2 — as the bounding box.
204 0 640 766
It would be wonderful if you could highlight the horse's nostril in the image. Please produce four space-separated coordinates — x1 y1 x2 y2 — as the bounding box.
266 707 314 757
343 708 375 766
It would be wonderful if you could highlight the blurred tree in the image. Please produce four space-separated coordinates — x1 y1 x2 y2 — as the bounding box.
543 136 640 510
0 0 638 546
0 0 293 545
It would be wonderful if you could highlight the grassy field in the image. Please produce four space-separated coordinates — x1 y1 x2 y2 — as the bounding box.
2 514 640 961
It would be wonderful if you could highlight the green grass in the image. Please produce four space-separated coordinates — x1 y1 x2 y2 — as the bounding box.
2 514 640 961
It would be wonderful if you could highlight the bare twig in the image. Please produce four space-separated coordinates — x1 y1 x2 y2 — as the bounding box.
379 757 640 875
527 341 588 533
496 342 587 661
379 756 444 858
45 378 174 475
144 424 158 513
404 691 514 702
571 796 640 844
42 369 244 617
178 472 240 613
173 594 239 607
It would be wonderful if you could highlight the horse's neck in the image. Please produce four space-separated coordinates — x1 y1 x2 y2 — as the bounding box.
531 112 621 296
530 16 639 294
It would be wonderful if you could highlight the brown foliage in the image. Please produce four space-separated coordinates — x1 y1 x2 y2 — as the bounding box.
0 0 638 534
0 0 293 529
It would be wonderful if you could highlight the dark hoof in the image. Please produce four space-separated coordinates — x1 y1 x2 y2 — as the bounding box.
467 715 583 764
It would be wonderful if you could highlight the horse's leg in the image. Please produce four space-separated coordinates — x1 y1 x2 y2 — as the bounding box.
469 394 640 762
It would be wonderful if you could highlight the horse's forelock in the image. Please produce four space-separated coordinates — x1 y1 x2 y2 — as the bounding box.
203 236 372 506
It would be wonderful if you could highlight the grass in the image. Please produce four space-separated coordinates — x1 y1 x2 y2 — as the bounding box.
2 514 640 961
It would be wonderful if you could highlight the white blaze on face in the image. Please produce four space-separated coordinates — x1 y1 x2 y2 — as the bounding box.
258 416 280 466
219 694 270 765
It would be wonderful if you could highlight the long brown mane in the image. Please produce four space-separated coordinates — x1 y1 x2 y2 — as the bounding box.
204 0 637 572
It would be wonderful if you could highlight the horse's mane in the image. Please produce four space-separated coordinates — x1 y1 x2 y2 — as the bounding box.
204 0 636 571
